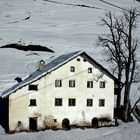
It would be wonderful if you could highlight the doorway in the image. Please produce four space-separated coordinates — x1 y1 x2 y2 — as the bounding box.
29 117 37 131
62 118 70 130
92 117 99 128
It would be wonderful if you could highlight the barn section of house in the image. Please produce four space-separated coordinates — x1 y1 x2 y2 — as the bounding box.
0 51 119 132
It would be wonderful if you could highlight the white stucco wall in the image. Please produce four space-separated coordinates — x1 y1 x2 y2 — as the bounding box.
9 55 115 131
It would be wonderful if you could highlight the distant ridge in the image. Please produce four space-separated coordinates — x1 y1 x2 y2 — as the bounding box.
0 43 54 53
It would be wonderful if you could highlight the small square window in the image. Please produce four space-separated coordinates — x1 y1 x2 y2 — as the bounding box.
69 80 75 87
29 99 36 106
100 81 105 88
87 99 93 106
28 85 38 91
70 66 75 72
88 68 92 73
54 119 57 122
87 81 93 88
69 98 76 106
99 99 105 107
77 58 80 61
55 80 62 87
55 98 62 106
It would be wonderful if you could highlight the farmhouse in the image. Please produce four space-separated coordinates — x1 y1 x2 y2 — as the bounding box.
0 51 120 132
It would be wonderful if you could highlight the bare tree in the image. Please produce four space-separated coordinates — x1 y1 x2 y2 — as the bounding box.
97 11 124 109
130 97 140 114
97 8 140 122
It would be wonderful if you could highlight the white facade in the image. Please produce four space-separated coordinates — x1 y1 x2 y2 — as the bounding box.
8 54 115 132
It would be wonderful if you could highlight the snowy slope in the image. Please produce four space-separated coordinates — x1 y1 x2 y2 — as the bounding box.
0 0 140 102
0 0 140 139
0 120 140 140
0 0 139 86
0 0 139 49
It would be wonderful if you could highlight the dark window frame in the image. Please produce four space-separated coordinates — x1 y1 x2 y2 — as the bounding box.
70 66 75 72
100 81 105 88
54 119 57 122
99 99 105 107
69 80 75 88
29 99 37 106
55 79 62 87
55 98 62 106
77 58 80 61
28 85 38 91
87 99 93 107
69 98 76 106
88 68 92 73
87 81 93 88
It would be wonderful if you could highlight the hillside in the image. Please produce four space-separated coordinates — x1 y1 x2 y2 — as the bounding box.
0 0 139 102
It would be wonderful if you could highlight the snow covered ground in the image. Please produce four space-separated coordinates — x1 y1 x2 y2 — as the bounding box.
0 120 140 140
0 0 139 101
0 0 140 139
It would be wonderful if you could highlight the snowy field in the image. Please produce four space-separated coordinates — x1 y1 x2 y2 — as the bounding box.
0 0 140 139
0 120 140 140
0 0 139 101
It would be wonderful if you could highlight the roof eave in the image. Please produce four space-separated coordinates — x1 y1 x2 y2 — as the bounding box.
2 51 84 98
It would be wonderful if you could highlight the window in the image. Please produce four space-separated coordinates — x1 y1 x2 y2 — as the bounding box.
69 98 76 106
77 58 80 61
70 66 75 72
100 81 105 88
55 98 62 106
55 80 62 87
54 119 57 122
28 85 38 91
99 99 105 107
87 99 93 106
69 80 75 87
87 81 93 88
88 68 92 73
29 99 36 106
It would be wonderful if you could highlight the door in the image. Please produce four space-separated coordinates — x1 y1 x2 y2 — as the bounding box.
92 117 99 128
62 118 70 130
29 117 37 131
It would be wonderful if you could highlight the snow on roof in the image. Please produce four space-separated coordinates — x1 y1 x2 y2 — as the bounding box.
1 50 82 98
1 50 118 98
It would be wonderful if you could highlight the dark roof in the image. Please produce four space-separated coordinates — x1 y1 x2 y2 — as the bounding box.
2 51 118 98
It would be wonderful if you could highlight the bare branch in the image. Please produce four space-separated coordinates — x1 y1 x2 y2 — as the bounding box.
130 97 140 114
97 8 140 115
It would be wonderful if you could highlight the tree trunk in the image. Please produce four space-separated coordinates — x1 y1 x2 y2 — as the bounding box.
123 82 131 121
116 67 122 108
116 85 122 108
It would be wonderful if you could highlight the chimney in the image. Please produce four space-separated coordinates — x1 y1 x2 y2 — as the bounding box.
15 77 22 83
39 60 45 70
